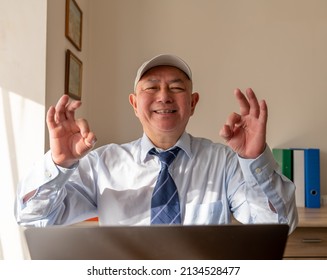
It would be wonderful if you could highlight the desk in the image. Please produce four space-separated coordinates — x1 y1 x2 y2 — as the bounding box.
283 206 327 259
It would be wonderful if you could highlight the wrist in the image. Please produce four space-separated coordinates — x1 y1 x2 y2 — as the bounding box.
51 156 79 169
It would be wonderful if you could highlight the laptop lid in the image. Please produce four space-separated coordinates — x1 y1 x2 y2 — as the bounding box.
24 224 289 260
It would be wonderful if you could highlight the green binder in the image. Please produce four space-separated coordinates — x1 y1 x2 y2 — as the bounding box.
272 148 293 181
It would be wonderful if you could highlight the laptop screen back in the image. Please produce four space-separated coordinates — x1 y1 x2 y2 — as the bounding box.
24 224 289 260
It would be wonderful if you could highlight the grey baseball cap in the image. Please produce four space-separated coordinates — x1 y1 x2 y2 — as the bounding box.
134 54 192 90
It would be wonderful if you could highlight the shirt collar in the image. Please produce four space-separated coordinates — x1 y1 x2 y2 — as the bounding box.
140 132 193 163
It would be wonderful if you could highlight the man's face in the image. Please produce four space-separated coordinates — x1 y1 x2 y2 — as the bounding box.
129 66 199 143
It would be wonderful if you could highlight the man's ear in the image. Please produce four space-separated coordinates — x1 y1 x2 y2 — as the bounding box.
129 93 138 116
190 92 200 115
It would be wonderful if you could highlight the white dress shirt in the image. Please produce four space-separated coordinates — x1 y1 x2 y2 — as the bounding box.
15 132 298 232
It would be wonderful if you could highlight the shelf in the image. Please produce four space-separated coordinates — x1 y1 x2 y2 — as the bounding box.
297 205 327 227
284 205 327 259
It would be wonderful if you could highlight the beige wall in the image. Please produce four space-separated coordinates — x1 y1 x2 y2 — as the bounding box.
81 0 327 195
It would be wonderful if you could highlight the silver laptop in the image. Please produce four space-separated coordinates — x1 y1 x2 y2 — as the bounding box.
24 224 289 260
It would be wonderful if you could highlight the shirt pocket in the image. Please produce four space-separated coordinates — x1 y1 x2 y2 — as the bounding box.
184 201 228 225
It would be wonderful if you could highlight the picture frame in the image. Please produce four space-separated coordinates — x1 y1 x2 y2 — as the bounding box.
65 49 83 100
65 0 83 51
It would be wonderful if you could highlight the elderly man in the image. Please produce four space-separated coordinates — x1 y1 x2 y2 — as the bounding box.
15 54 298 232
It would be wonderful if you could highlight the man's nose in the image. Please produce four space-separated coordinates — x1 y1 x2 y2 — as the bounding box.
156 88 173 103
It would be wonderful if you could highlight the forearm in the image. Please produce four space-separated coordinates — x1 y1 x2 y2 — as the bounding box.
237 146 298 233
15 183 69 227
15 151 77 226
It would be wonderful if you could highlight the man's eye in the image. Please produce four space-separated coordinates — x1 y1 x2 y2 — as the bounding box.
145 87 157 91
171 87 185 92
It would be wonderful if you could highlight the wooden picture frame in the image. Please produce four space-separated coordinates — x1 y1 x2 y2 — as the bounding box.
65 49 83 100
65 0 83 51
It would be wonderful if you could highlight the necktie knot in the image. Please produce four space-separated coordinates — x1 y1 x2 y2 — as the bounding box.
149 147 181 167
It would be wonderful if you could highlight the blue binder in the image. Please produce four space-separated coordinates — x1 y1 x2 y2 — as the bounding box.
304 149 320 208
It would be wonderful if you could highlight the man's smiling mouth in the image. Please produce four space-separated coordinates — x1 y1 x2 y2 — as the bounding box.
154 109 177 114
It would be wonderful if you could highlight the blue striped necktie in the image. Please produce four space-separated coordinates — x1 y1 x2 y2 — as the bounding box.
149 147 181 225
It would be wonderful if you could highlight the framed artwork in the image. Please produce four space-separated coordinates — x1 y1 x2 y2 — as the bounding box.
65 49 83 100
65 0 83 51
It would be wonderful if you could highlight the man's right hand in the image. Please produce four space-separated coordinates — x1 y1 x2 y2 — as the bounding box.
46 94 97 168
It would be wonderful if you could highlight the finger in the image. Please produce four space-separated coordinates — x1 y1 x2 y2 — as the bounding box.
219 124 233 141
46 106 56 130
245 88 260 118
66 99 82 111
220 112 242 142
54 95 70 122
75 118 90 138
65 100 82 121
234 88 250 116
226 112 242 128
259 99 268 124
84 132 97 149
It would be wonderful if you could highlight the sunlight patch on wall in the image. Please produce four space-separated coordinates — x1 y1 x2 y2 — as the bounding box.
0 87 45 259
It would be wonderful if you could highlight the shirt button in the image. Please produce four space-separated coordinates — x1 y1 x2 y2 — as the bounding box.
45 170 52 178
255 168 261 174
